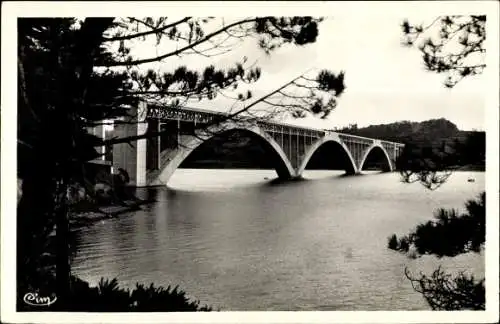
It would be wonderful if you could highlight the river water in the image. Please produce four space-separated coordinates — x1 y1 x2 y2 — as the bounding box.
72 169 485 311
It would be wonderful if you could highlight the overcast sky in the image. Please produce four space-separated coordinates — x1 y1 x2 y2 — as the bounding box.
122 14 486 131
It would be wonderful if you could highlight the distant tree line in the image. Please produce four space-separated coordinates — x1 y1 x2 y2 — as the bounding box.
339 118 485 171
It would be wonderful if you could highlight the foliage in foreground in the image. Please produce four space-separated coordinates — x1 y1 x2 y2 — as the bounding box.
19 276 212 312
401 15 486 88
403 266 485 310
17 16 346 300
388 192 486 310
388 192 485 257
396 16 488 310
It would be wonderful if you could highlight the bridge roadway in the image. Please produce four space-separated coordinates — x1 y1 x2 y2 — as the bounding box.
109 102 405 187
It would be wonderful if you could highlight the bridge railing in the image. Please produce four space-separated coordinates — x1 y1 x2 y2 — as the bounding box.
147 105 227 124
257 121 325 138
337 133 374 146
335 131 404 147
147 103 327 137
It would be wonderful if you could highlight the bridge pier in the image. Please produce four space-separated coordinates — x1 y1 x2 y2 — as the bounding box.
105 102 405 187
146 118 161 171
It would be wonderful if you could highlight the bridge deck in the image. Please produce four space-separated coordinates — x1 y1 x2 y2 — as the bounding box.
146 104 405 147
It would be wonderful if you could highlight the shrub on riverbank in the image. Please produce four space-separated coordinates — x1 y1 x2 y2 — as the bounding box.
388 192 485 257
387 192 485 310
19 276 213 312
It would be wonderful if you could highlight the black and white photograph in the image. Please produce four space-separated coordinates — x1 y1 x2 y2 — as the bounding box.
1 1 499 323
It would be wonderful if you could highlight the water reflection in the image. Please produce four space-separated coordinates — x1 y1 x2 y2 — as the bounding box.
72 170 485 310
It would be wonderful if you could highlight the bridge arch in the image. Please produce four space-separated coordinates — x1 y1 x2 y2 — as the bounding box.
296 134 358 176
358 144 393 172
151 122 296 186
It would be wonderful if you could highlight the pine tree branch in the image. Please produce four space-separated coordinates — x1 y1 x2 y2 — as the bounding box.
100 18 257 67
103 17 191 42
100 70 313 146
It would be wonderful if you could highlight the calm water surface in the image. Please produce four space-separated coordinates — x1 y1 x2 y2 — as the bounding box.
72 169 485 310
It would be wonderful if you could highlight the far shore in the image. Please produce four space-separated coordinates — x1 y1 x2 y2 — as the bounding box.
69 198 155 229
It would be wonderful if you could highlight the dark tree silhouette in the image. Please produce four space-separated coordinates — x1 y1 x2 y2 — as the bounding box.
401 15 486 88
389 14 488 311
19 276 214 312
17 17 346 311
388 193 485 310
398 15 486 189
389 192 485 257
403 266 485 311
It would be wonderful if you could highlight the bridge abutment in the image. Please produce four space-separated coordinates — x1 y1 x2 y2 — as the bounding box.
112 102 148 187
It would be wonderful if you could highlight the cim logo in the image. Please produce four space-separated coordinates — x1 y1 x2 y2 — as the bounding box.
23 292 57 307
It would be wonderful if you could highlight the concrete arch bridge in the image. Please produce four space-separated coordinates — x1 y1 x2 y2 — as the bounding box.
108 103 405 187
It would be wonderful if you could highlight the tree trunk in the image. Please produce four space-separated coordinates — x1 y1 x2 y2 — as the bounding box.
55 176 71 305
